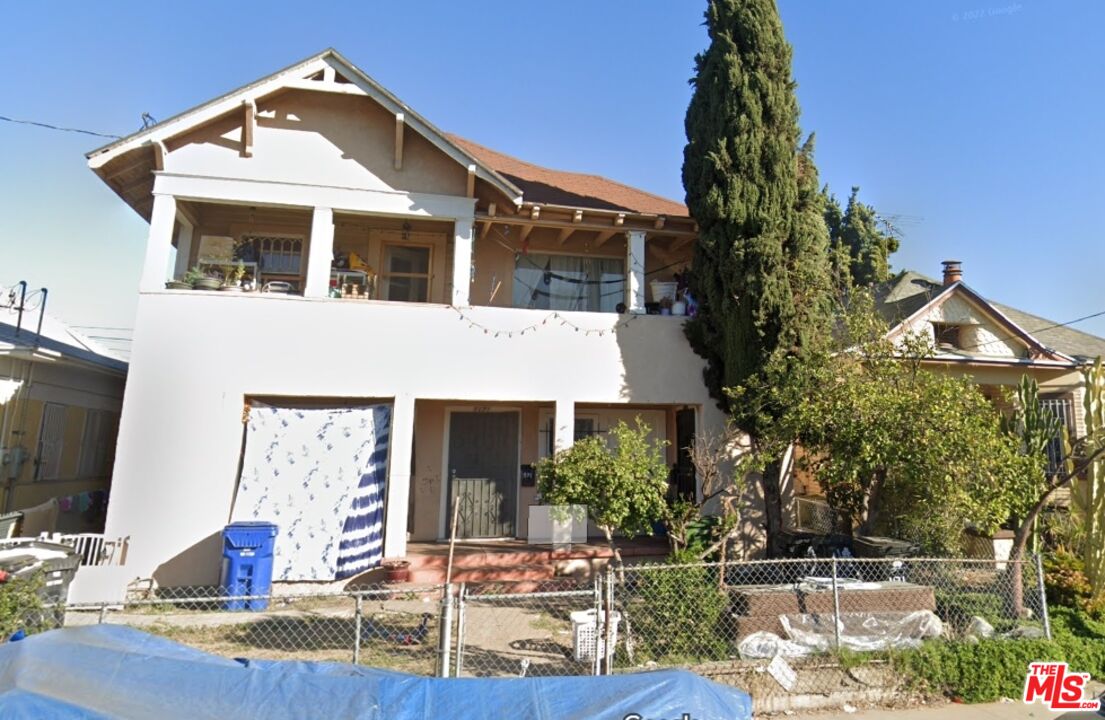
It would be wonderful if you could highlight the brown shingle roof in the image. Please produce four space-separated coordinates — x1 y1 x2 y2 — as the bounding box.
447 134 689 217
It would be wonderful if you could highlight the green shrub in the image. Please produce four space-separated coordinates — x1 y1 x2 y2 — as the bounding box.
935 590 1005 631
1044 549 1093 609
894 639 1064 703
0 572 51 638
629 552 730 663
893 608 1105 704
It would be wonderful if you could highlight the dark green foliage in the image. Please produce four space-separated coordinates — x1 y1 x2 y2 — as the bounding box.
934 591 1006 632
892 606 1105 703
682 0 833 558
630 552 730 662
894 636 1105 703
682 0 831 423
0 572 51 638
894 639 1062 703
824 186 900 289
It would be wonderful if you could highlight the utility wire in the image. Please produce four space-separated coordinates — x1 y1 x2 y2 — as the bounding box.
0 114 122 140
953 308 1105 353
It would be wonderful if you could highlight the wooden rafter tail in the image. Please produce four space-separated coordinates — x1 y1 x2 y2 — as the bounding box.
394 113 404 170
241 100 255 158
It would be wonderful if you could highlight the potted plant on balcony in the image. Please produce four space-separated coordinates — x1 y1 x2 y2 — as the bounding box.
194 271 222 291
382 559 411 584
166 266 202 290
220 260 247 292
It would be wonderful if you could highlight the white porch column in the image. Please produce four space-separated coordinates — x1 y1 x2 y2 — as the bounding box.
304 206 334 298
172 214 195 279
451 218 474 306
383 394 415 559
139 194 177 292
627 229 646 313
553 398 575 453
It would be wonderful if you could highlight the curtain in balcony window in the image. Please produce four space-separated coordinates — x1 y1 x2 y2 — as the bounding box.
231 403 391 581
512 253 624 313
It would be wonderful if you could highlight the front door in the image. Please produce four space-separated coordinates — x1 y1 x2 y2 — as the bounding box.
447 411 519 538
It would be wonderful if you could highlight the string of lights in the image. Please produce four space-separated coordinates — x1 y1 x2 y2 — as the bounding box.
450 305 643 339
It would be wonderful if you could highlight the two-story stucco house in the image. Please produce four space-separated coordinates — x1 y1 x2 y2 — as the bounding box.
80 49 723 594
78 49 1105 598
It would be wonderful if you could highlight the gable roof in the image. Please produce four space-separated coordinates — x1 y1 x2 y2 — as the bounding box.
447 135 688 217
87 49 523 208
875 270 1105 364
0 311 127 375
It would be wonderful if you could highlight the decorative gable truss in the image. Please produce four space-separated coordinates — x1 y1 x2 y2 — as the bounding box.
885 282 1077 366
86 49 523 220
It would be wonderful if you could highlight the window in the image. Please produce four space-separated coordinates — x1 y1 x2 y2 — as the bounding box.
250 235 304 276
381 244 432 302
513 253 625 313
1039 396 1075 476
541 415 600 457
35 403 67 481
931 322 961 349
78 409 119 479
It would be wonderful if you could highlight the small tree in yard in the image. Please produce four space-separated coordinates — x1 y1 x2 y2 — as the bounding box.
536 420 669 574
791 292 1040 555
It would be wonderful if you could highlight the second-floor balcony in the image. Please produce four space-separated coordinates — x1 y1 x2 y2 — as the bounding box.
149 199 696 316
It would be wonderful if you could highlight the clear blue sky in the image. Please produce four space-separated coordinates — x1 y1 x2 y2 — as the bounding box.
2 0 1103 356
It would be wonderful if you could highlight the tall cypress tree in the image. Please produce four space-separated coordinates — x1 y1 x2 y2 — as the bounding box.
683 0 831 555
823 186 900 289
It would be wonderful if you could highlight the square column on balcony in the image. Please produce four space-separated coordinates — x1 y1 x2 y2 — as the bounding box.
627 229 646 313
452 218 474 306
304 207 335 298
139 194 177 292
172 215 195 280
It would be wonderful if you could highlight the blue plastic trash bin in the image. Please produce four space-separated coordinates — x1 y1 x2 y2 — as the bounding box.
220 522 278 611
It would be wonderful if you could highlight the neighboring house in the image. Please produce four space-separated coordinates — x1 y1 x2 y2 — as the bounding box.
83 49 722 591
789 260 1105 526
0 305 127 533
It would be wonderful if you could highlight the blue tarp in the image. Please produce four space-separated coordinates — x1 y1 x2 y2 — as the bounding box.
0 625 752 719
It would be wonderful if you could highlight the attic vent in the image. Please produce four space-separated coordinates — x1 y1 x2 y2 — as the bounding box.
932 322 961 351
305 70 325 81
334 71 352 84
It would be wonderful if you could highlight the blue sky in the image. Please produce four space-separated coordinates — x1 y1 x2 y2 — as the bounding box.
1 1 1103 356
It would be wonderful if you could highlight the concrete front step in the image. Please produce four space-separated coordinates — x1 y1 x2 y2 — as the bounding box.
407 543 665 571
409 563 556 585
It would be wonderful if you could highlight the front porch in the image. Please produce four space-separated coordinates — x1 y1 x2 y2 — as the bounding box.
399 537 670 588
395 400 699 560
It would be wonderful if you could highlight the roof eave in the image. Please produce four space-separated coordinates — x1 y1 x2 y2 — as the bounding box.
86 48 523 204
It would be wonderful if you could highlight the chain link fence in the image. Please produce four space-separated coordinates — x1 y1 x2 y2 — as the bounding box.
57 556 1049 711
66 584 446 675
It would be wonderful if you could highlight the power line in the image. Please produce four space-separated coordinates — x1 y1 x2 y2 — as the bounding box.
955 308 1105 353
0 114 121 140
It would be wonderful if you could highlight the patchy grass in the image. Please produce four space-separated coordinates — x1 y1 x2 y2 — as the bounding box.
142 610 440 675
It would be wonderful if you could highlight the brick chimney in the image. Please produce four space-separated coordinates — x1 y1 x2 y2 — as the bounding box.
942 260 963 286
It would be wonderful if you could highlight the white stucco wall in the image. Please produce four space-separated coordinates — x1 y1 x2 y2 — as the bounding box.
105 292 726 586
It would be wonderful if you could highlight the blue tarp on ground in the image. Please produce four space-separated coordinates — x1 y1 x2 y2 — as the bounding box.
0 625 752 719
